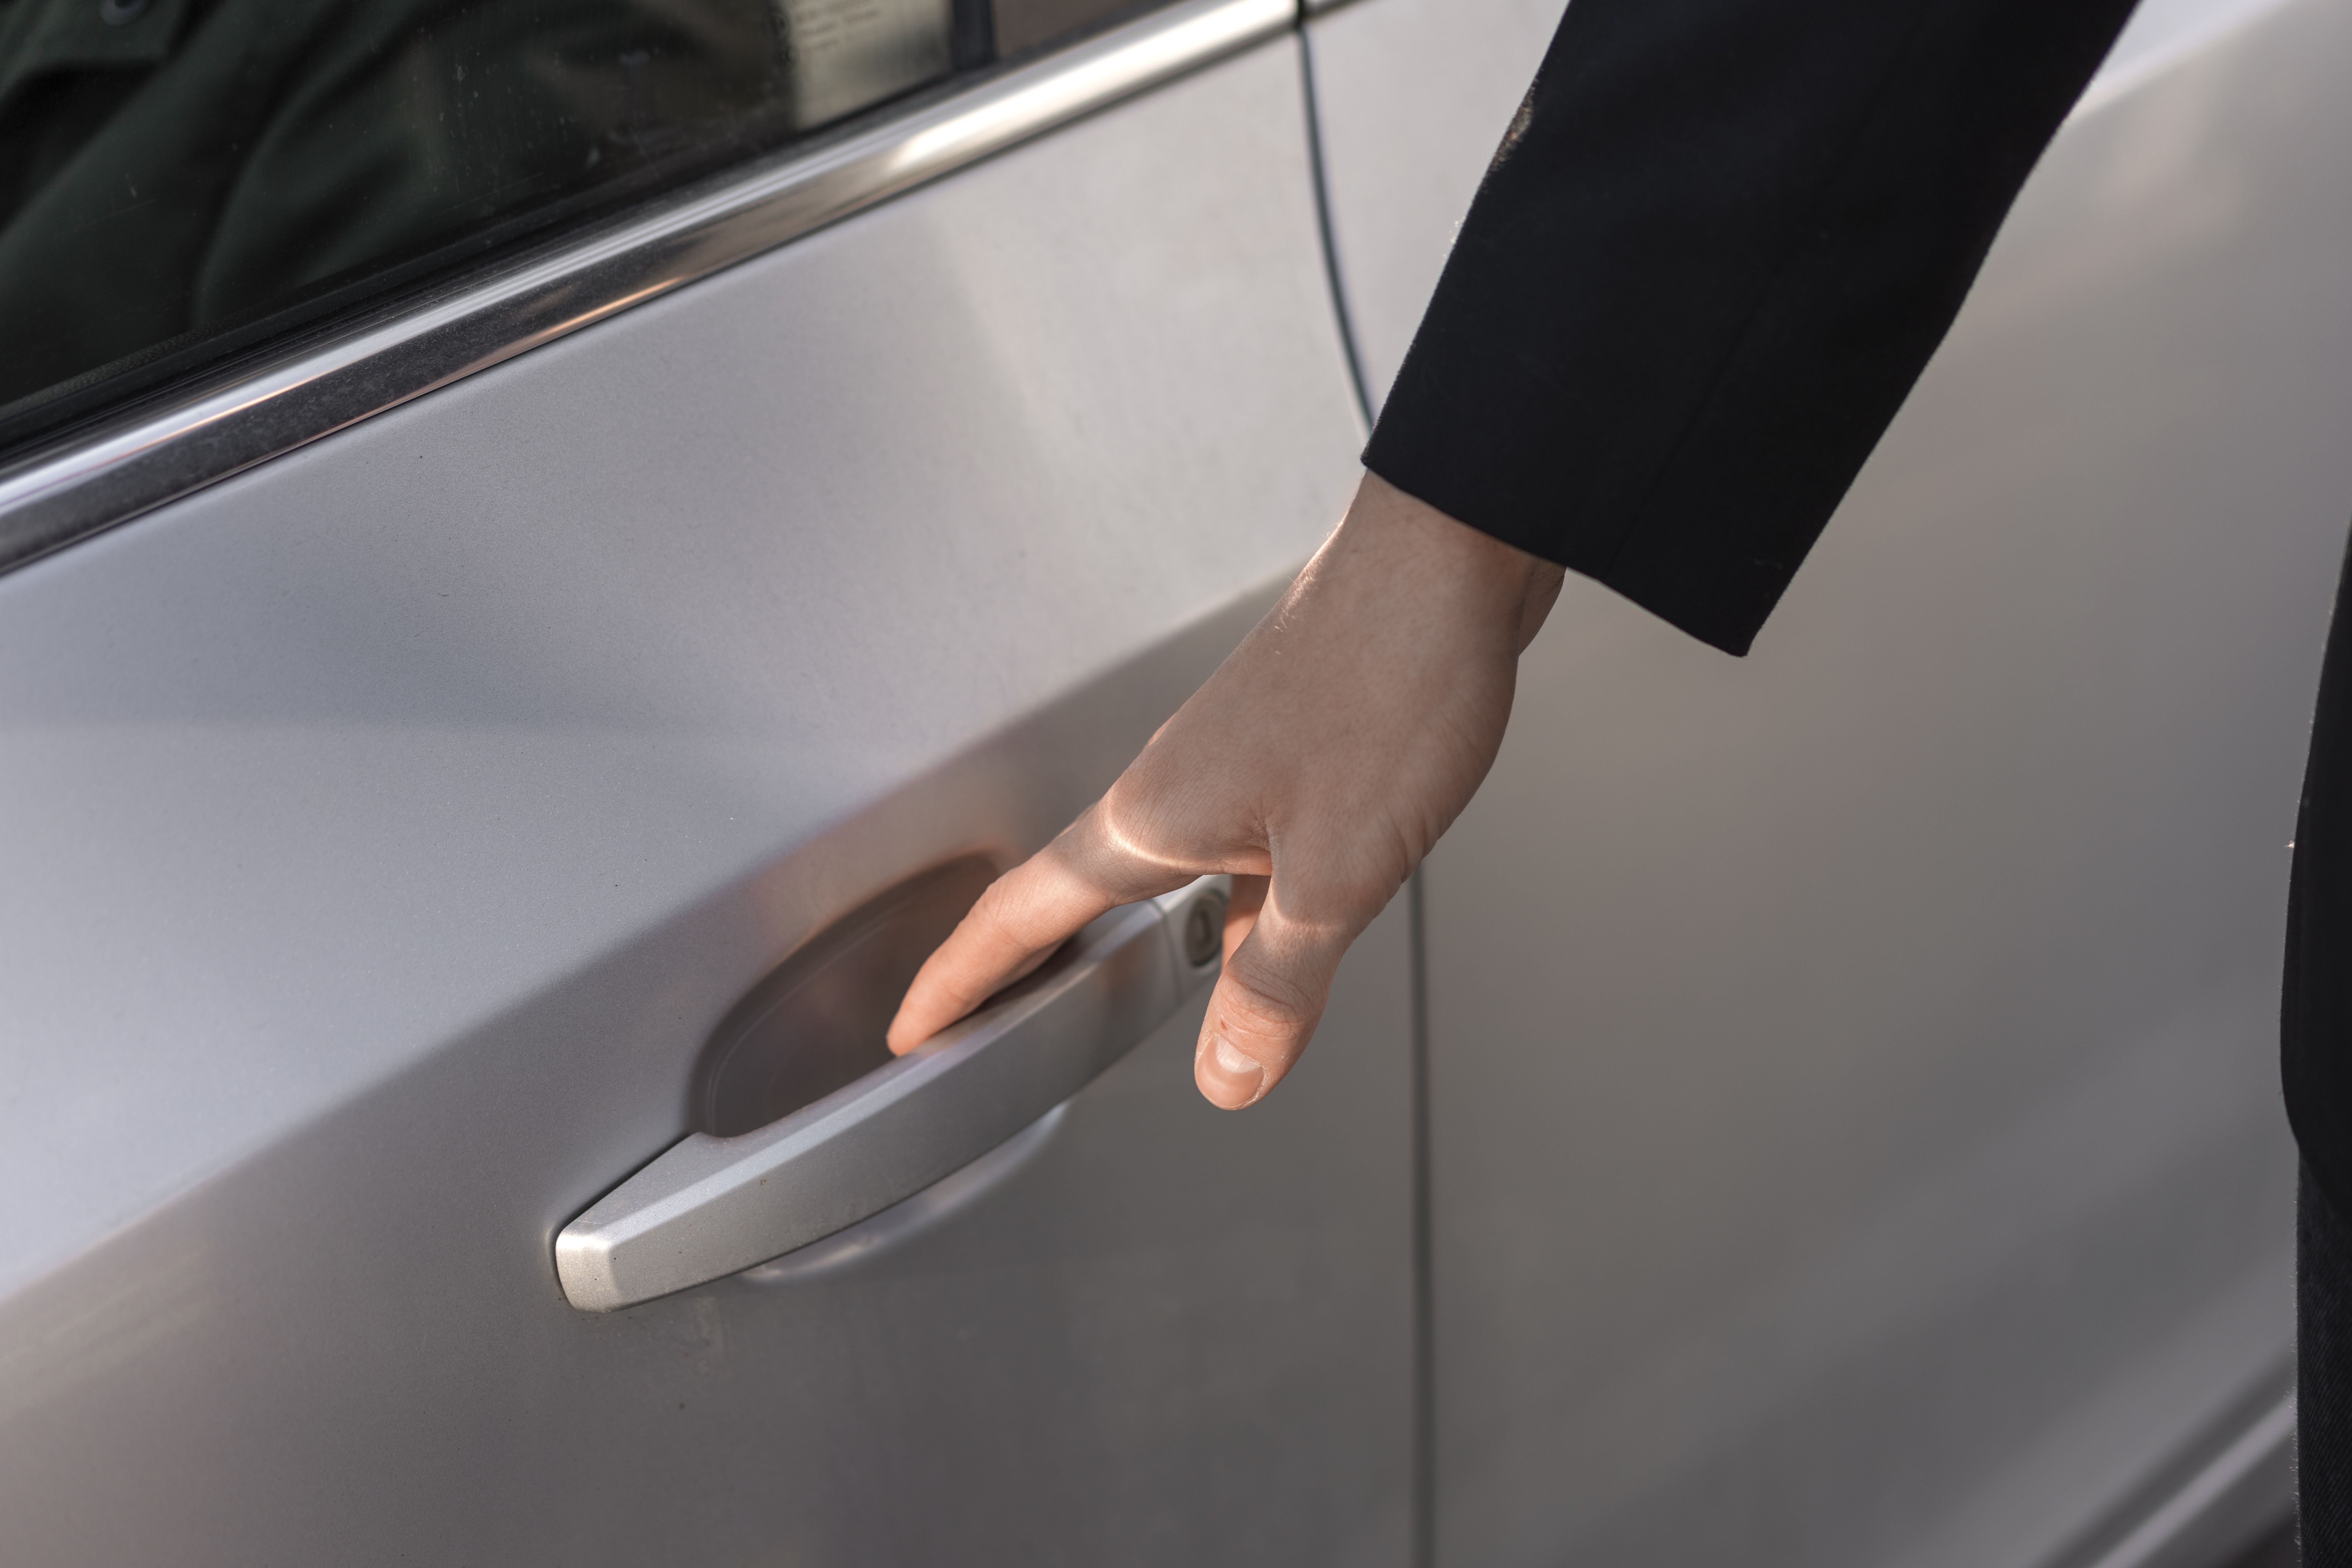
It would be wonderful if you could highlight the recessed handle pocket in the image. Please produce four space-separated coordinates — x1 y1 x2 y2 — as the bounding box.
555 874 1231 1311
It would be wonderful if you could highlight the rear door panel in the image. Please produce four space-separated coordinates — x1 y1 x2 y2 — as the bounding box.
1307 0 2352 1563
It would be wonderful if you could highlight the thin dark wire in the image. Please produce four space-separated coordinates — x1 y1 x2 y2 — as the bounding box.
1301 20 1423 1557
1297 20 1377 432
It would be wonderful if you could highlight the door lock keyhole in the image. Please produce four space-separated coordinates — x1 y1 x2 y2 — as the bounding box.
1181 891 1225 968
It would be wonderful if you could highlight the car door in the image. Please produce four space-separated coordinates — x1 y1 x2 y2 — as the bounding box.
0 2 1415 1562
1306 0 2352 1564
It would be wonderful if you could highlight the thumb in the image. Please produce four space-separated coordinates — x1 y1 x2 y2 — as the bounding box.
1192 883 1364 1110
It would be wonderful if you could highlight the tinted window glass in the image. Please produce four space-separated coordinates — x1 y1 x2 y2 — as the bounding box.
0 0 1146 456
992 0 1149 56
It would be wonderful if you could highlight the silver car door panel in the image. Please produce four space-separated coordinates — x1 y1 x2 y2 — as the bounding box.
0 37 1411 1566
1308 0 2352 1564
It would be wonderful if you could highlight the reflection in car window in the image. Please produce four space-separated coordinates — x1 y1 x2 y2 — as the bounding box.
0 0 1147 456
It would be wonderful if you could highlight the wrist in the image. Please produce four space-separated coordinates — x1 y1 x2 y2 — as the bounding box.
1348 470 1567 652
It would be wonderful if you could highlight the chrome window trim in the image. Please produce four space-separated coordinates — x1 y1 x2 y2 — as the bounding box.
0 0 1297 578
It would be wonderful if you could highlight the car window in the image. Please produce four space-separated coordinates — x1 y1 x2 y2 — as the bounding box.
0 0 1151 459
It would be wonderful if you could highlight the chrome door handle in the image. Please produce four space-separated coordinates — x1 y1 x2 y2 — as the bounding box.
555 875 1232 1311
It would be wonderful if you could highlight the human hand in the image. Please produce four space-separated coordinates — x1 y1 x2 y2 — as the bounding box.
884 472 1564 1108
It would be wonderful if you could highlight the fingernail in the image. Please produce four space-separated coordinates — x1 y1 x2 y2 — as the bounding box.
1200 1032 1265 1109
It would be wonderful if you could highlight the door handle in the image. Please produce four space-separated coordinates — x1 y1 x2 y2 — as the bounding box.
556 875 1232 1311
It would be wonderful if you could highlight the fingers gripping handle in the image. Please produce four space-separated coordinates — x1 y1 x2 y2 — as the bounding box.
555 876 1232 1311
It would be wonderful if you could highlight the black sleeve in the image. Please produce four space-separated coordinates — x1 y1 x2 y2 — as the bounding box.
1360 0 2143 655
